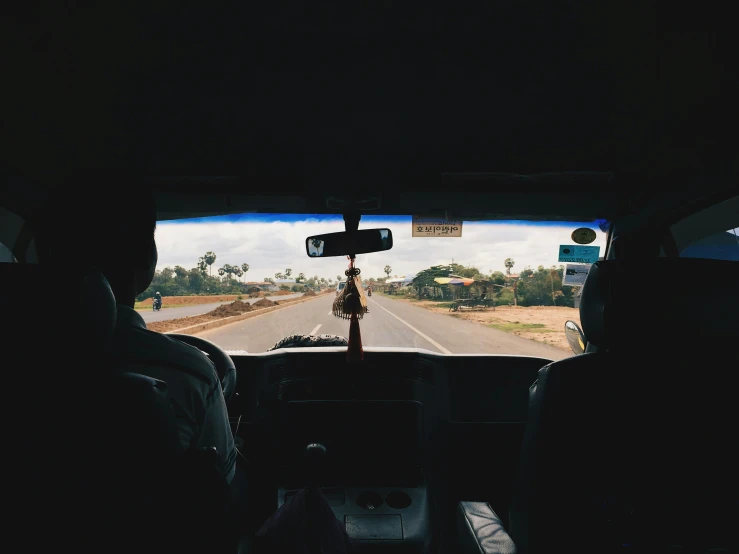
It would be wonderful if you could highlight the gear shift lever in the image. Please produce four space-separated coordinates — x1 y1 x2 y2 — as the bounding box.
305 443 327 554
305 442 327 491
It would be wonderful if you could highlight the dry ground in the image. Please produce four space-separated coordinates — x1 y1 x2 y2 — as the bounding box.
387 296 580 351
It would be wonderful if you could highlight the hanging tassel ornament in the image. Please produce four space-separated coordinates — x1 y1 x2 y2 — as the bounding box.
331 257 369 363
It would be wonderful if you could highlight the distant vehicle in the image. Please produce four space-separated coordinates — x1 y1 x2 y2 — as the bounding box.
336 281 346 294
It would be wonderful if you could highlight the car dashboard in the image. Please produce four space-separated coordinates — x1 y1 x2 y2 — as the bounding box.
226 347 553 551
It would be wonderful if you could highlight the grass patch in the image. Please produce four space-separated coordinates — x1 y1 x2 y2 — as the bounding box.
134 303 190 310
134 302 222 310
487 322 554 333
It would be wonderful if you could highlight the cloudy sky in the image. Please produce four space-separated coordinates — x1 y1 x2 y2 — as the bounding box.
154 214 608 281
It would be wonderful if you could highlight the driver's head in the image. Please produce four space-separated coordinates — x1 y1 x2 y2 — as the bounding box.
35 182 158 306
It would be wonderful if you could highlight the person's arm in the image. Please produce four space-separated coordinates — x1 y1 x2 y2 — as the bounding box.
200 380 237 484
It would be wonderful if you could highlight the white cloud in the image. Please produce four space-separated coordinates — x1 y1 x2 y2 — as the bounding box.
154 216 607 280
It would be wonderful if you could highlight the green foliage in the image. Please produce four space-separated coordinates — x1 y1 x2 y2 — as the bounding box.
515 265 573 306
203 252 216 275
412 265 455 298
496 288 515 305
408 260 576 307
137 250 271 300
490 271 506 285
138 271 241 300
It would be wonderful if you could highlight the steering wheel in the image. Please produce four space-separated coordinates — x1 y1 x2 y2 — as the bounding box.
268 334 348 351
168 334 237 403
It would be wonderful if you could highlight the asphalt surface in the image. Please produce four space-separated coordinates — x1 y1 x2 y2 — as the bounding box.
139 293 304 323
197 293 572 359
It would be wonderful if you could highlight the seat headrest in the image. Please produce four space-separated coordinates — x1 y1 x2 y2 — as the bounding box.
580 259 739 350
0 264 117 348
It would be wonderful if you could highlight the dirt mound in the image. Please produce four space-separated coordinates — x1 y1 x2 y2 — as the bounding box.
139 294 240 306
272 290 292 296
207 300 255 318
302 290 317 297
252 298 276 308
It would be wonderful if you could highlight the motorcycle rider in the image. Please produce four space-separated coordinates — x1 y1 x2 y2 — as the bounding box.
153 291 162 309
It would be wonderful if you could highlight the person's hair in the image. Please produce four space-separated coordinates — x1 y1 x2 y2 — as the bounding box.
34 183 157 283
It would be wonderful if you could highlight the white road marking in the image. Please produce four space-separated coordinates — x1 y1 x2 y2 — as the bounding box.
327 310 333 316
309 324 322 335
367 298 453 354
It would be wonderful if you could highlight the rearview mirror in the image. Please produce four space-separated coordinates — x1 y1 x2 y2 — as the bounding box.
564 320 586 355
306 229 393 258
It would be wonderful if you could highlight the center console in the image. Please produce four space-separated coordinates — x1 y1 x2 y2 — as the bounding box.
241 349 447 552
275 400 432 552
278 484 429 550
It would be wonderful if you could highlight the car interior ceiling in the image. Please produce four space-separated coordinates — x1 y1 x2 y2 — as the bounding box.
2 4 736 553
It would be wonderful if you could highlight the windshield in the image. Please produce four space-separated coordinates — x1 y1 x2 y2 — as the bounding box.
140 214 607 359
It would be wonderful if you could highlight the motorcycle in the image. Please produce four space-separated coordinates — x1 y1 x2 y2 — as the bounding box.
153 298 162 311
368 288 372 296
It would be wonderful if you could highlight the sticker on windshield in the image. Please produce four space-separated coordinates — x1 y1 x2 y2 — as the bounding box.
571 227 597 244
558 245 600 264
562 264 591 286
412 216 462 237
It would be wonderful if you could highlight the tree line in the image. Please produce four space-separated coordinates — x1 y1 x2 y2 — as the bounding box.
136 251 339 301
400 258 577 307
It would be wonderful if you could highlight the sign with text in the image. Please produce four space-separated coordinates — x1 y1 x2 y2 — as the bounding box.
412 216 463 237
558 244 600 264
562 264 591 286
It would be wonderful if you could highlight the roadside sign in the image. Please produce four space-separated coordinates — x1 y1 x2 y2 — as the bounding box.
412 216 463 237
558 244 600 264
562 264 590 286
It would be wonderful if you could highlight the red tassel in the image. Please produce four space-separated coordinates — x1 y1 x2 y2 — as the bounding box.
347 311 364 363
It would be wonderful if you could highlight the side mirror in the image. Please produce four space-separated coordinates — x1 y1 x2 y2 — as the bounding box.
564 320 586 355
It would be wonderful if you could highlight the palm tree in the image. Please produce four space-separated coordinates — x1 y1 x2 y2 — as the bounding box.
296 272 306 283
241 263 249 282
337 275 342 282
275 272 284 280
218 267 225 280
284 268 292 278
384 265 392 277
204 252 217 276
504 258 515 276
197 257 208 276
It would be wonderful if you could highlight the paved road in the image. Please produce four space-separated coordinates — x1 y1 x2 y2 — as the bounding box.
197 293 571 359
139 294 304 323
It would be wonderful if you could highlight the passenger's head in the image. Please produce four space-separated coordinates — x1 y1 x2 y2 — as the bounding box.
35 183 158 305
